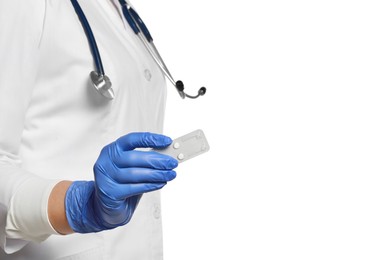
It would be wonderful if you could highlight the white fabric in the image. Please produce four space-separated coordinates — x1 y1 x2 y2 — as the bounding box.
6 177 59 249
0 0 167 259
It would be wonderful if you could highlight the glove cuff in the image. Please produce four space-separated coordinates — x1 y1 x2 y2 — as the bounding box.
65 181 102 233
65 181 142 233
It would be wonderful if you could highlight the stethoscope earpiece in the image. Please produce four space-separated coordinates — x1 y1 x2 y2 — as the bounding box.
198 87 207 96
176 80 207 99
90 71 114 100
175 81 185 99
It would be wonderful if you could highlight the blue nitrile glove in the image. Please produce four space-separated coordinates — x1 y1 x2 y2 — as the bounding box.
65 132 178 233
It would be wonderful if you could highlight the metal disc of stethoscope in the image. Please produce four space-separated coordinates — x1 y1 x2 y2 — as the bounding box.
90 71 115 99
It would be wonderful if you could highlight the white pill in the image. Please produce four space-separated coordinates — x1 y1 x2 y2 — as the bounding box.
177 153 185 160
173 142 180 149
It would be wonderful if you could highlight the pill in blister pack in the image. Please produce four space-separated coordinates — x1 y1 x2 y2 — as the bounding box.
155 129 210 163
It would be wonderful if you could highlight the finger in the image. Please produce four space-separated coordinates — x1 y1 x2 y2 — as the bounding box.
116 132 172 151
113 168 176 183
115 183 167 199
114 150 178 170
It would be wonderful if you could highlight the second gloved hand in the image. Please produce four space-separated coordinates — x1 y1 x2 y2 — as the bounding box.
65 132 178 233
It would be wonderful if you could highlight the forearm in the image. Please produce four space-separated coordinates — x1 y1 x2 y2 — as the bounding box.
48 181 74 235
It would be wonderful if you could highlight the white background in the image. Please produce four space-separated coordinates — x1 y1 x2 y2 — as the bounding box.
134 1 390 259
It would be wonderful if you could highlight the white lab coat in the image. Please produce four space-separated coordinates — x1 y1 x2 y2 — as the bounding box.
0 0 167 259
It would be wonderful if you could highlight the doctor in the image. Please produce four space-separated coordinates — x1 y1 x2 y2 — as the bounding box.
0 0 178 259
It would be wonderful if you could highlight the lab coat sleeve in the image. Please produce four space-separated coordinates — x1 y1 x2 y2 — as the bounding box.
0 0 60 254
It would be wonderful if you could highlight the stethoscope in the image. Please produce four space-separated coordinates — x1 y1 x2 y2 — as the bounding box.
70 0 206 100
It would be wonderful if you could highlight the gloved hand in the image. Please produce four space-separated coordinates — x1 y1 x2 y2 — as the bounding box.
65 132 178 233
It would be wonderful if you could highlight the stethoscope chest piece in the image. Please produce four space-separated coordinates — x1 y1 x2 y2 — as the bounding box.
90 71 114 100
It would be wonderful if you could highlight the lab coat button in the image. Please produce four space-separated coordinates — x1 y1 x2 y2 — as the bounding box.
144 69 152 81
